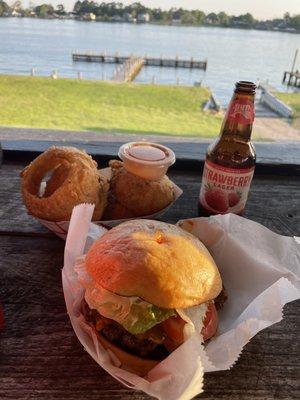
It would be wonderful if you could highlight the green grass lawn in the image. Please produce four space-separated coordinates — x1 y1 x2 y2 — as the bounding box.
276 92 300 129
0 75 223 137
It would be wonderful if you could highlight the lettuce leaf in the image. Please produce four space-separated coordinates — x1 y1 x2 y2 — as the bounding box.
121 300 175 334
83 280 175 335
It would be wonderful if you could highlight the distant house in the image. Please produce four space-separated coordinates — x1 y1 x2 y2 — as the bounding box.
172 18 181 25
124 12 135 23
111 15 124 22
137 13 150 23
66 12 76 19
83 13 96 21
277 21 288 29
12 9 22 17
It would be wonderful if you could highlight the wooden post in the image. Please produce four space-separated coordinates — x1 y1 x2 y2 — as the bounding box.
291 49 298 73
282 71 287 83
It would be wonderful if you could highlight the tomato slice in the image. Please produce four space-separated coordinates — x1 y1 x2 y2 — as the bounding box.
201 303 218 341
160 315 185 345
161 303 218 344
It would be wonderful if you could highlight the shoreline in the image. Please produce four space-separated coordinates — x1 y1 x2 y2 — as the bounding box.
1 16 299 35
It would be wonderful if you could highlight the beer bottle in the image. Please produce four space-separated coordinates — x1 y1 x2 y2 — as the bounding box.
199 81 256 216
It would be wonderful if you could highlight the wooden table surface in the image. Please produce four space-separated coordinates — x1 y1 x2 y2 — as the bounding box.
0 154 299 400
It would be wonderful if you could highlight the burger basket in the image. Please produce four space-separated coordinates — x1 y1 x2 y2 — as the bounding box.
62 204 300 400
37 168 183 239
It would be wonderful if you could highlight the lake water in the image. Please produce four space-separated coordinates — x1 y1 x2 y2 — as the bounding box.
2 18 299 104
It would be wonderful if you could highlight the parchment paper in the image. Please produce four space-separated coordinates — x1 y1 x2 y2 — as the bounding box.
62 204 300 400
37 169 182 239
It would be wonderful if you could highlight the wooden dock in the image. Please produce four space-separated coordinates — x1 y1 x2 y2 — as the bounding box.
282 71 300 87
114 57 145 82
72 52 207 70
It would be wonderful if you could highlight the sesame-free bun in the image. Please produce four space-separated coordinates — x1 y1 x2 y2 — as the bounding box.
96 331 159 376
86 220 222 309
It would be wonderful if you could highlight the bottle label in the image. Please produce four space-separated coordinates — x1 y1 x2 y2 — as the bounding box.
199 160 255 214
227 98 255 125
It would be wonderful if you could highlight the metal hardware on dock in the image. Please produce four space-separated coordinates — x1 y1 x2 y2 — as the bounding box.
72 52 207 70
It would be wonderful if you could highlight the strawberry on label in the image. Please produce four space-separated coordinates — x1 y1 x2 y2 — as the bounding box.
228 192 241 207
199 161 255 215
205 186 228 213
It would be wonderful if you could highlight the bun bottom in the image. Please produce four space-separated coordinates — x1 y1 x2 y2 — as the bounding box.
96 331 160 376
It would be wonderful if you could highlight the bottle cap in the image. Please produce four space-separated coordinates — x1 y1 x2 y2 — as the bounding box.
118 142 176 180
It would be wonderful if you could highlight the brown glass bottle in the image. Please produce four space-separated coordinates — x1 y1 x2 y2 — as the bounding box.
198 81 256 216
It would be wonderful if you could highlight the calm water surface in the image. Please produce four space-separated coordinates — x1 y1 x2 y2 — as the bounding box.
3 18 299 104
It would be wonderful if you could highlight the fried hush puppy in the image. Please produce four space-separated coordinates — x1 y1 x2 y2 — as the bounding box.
103 160 174 220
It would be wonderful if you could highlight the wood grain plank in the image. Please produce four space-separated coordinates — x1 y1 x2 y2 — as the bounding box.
0 234 299 400
0 138 300 165
1 162 299 236
0 161 299 399
2 139 300 175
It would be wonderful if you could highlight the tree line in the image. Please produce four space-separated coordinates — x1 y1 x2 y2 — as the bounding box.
1 0 299 31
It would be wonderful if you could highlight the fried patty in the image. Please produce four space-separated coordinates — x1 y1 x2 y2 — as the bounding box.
82 300 169 360
82 288 227 359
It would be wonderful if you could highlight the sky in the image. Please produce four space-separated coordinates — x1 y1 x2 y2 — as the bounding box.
20 0 300 19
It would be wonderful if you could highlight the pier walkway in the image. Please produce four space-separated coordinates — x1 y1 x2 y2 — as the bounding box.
72 52 207 70
113 57 145 82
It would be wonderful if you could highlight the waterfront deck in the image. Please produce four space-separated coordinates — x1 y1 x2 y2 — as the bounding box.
72 52 207 70
282 71 300 87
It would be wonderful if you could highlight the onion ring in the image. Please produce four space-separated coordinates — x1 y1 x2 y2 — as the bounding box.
21 146 108 222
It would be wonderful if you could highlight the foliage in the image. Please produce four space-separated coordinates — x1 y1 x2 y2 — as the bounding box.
0 0 9 16
67 2 300 32
34 4 54 18
1 0 299 32
290 15 300 30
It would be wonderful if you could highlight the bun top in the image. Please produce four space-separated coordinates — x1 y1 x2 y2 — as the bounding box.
85 220 222 309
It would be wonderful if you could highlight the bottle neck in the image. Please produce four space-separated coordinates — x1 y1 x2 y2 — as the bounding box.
220 92 255 142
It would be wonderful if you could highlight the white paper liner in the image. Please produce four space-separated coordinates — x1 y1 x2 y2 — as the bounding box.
37 168 182 239
62 205 300 400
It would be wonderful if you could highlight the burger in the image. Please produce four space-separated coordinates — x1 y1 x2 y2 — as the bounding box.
79 220 226 376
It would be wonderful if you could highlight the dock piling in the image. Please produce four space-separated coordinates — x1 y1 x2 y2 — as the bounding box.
283 49 300 87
